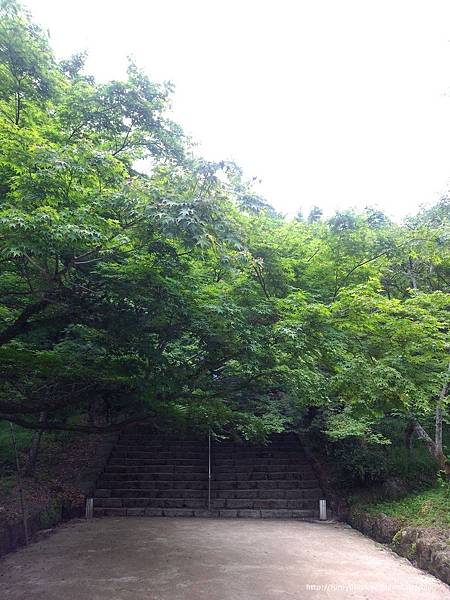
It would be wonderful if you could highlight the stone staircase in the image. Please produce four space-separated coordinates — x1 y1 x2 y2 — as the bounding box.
211 435 321 519
94 432 209 517
93 431 322 519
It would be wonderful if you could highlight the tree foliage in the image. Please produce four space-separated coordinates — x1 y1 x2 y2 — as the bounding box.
0 2 449 469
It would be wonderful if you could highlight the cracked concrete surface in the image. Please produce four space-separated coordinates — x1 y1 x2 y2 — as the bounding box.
0 518 449 599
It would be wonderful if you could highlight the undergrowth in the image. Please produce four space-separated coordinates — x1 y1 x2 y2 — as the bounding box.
365 484 450 529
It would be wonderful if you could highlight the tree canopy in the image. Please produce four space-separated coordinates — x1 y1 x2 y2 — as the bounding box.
0 2 448 470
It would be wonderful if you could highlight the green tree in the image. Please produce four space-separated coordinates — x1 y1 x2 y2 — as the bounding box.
0 1 448 478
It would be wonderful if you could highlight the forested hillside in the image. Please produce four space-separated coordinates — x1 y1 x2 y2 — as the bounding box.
0 0 449 484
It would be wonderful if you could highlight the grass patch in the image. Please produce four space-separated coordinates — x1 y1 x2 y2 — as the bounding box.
366 486 450 529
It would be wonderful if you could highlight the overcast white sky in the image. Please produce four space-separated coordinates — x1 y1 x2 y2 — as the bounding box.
24 0 450 220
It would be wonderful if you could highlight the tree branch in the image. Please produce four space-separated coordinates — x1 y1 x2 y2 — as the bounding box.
0 298 50 346
1 412 156 433
333 249 391 299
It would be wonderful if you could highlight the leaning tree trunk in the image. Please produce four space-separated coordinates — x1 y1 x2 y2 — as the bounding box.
413 420 449 476
412 362 450 477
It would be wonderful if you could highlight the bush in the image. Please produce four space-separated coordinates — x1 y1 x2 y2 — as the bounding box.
311 414 440 490
326 439 437 489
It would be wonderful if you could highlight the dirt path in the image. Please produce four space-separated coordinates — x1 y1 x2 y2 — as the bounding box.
0 518 448 599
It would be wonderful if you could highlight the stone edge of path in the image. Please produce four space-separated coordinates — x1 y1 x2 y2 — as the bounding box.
348 509 450 586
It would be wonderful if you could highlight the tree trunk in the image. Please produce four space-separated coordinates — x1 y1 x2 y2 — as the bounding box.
435 362 450 460
408 255 418 290
413 420 450 477
404 420 415 454
412 362 450 476
23 411 46 476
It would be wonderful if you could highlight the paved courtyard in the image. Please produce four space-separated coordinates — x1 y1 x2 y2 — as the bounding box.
0 517 448 599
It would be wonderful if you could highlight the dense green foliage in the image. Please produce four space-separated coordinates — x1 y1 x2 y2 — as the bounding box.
0 2 449 480
364 483 450 529
321 419 439 488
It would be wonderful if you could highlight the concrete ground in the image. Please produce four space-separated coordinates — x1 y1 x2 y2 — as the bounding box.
0 518 449 600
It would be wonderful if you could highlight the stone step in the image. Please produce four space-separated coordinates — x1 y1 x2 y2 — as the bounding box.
97 479 208 489
211 450 312 460
214 441 300 446
214 479 318 489
111 454 206 463
113 451 207 458
118 439 204 443
119 434 207 440
211 498 317 510
213 471 317 481
212 458 310 469
114 449 306 458
102 472 318 483
99 479 208 487
93 507 317 519
212 488 322 499
99 475 207 484
103 468 207 478
108 461 208 471
215 445 303 451
97 479 318 490
94 496 317 511
115 450 208 456
94 487 321 500
106 462 313 475
114 449 307 458
118 440 208 448
94 507 213 517
94 497 208 509
94 488 321 500
105 463 207 470
217 509 317 519
95 488 209 498
213 464 314 473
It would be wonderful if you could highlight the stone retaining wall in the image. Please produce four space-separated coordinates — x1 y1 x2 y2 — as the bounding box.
348 508 450 586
